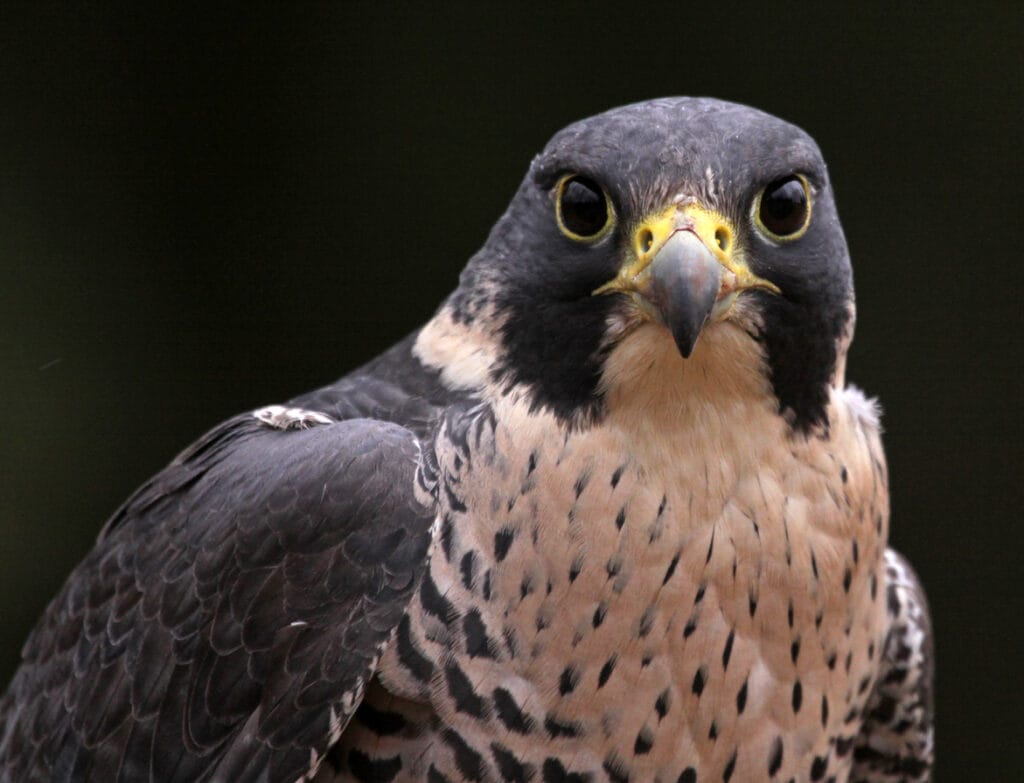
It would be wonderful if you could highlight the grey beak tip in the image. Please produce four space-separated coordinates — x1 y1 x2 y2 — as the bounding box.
648 231 722 360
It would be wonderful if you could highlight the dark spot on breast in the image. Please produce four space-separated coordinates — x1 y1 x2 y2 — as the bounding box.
542 758 592 783
723 750 737 781
842 567 852 593
535 610 550 632
464 609 497 659
495 528 515 561
821 695 829 727
559 665 579 695
443 729 486 781
493 687 534 734
634 727 654 754
598 655 617 688
611 464 626 489
683 615 698 639
603 757 630 783
638 606 656 638
482 570 493 601
722 629 735 669
870 572 878 600
503 626 520 658
427 764 451 783
810 548 819 580
694 583 706 604
655 688 670 720
736 679 748 714
748 592 758 617
677 769 696 783
492 742 532 783
574 472 590 499
528 451 538 475
663 552 680 585
446 662 487 718
792 680 803 713
810 754 828 781
461 550 477 590
569 557 583 582
708 721 718 740
768 736 784 776
692 665 707 696
826 652 837 670
421 571 455 623
840 465 848 483
348 749 402 782
834 735 855 757
787 600 794 628
615 507 627 530
606 555 622 579
851 539 859 564
545 714 581 738
790 638 801 664
521 575 535 599
592 604 607 628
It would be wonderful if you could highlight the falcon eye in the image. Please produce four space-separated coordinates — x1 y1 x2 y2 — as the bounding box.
556 175 613 241
755 175 811 240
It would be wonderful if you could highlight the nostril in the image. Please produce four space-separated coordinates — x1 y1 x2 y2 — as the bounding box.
639 229 654 254
715 228 730 252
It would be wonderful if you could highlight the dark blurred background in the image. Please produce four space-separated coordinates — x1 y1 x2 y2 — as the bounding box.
1 4 1020 777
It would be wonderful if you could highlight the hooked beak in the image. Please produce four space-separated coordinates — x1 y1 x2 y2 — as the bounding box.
594 204 780 357
643 230 721 358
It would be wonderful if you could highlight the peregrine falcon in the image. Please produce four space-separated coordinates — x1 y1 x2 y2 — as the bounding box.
0 98 933 782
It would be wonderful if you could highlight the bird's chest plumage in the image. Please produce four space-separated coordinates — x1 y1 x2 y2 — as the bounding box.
339 392 888 782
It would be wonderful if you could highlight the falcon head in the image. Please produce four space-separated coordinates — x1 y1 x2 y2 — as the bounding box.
440 98 853 433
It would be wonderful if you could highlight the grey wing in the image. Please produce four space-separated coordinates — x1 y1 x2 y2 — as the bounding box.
852 548 935 782
0 411 436 783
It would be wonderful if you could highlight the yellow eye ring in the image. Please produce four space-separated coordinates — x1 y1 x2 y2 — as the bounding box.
555 174 615 242
753 174 812 242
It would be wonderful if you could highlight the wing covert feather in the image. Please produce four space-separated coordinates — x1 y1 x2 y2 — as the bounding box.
0 414 435 783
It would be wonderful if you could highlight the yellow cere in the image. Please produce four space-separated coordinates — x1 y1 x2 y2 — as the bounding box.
594 203 781 299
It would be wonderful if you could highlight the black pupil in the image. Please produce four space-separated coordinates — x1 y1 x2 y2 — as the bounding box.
560 176 607 237
759 176 808 236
